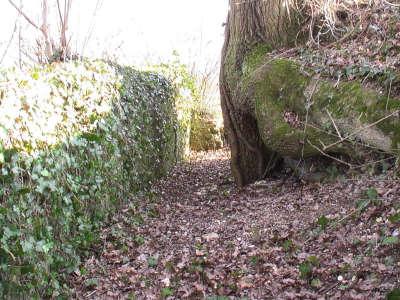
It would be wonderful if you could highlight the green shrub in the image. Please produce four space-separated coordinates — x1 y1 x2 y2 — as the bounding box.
149 53 223 155
150 55 199 159
0 60 180 297
190 109 223 151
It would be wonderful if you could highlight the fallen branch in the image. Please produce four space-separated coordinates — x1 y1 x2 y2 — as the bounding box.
307 139 353 167
325 109 342 139
322 110 400 152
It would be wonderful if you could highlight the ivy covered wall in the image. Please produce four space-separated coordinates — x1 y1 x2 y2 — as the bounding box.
0 60 185 297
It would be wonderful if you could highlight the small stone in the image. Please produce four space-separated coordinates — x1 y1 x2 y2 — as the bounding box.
195 249 205 256
203 232 219 242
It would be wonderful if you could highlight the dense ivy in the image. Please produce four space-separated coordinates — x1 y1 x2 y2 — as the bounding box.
0 60 182 297
150 55 201 159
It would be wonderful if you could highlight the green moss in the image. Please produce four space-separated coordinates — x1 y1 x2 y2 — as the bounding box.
254 59 326 157
242 44 272 77
224 44 242 92
254 58 400 158
314 81 400 152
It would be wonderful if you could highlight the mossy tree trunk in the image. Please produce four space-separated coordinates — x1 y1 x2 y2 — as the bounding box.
220 0 302 186
221 1 400 187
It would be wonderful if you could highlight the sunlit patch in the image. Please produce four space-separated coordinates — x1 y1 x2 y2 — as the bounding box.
0 60 119 153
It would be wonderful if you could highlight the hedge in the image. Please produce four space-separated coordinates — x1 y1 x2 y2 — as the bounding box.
0 60 182 297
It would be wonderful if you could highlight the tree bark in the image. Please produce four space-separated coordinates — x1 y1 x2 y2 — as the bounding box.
220 0 400 187
220 0 301 186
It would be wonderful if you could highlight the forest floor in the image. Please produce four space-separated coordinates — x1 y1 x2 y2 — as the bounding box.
71 149 400 299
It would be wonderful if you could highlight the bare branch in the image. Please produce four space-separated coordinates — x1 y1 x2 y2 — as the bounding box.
0 17 18 65
82 0 103 55
40 0 53 60
8 0 42 33
325 109 342 139
307 140 353 168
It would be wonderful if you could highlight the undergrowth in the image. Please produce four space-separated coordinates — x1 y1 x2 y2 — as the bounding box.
0 60 185 297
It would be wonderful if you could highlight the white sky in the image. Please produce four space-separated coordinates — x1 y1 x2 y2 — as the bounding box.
0 0 229 67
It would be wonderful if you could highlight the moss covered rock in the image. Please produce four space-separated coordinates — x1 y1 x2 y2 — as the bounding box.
252 59 400 160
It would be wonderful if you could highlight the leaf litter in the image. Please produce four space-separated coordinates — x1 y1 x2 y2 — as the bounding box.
71 149 400 299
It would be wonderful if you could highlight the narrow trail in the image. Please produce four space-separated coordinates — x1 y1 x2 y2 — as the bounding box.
72 149 400 299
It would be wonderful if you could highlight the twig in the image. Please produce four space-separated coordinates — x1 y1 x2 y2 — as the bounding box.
301 75 320 159
323 110 400 152
307 139 352 167
304 121 400 152
325 109 342 139
319 282 340 294
386 78 393 111
8 0 42 33
0 19 18 65
85 290 97 298
3 247 16 261
328 206 362 230
350 155 397 170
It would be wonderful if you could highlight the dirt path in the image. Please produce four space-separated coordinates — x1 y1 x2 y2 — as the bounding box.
72 150 400 299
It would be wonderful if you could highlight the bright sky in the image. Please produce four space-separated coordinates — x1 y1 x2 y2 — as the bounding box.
0 0 229 67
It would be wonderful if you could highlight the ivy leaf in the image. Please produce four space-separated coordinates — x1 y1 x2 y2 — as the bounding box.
147 256 158 268
311 278 322 288
81 133 102 143
84 278 99 288
367 188 378 200
299 261 313 279
161 287 174 298
21 239 34 253
388 213 400 224
40 169 51 177
382 236 399 246
317 215 329 230
31 71 40 80
387 288 400 300
356 199 370 211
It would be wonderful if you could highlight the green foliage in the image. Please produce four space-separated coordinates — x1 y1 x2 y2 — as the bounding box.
382 236 399 246
386 288 400 300
0 60 181 297
317 215 330 230
282 239 296 252
84 278 99 288
147 256 158 268
310 278 322 288
299 261 313 279
161 287 173 298
150 52 222 154
389 213 400 223
366 187 378 200
150 53 200 159
356 199 371 212
189 110 222 151
299 256 319 280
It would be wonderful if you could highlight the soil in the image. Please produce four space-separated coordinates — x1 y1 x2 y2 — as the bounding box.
71 149 400 299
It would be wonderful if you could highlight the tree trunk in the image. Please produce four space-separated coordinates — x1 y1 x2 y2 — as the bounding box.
220 0 301 186
220 0 400 187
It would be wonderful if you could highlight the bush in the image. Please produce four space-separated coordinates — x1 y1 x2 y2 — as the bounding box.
150 54 223 154
0 60 180 297
190 110 223 151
